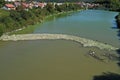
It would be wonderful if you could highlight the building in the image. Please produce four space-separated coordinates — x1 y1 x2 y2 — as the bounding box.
37 3 46 8
5 0 25 2
4 4 16 10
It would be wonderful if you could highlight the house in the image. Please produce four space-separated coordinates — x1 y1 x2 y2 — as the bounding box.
5 0 25 2
22 2 29 9
14 1 21 7
29 3 34 9
38 3 46 8
4 4 16 10
5 0 15 1
56 3 63 6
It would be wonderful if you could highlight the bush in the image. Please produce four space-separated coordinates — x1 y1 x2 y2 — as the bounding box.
0 3 82 36
116 13 120 29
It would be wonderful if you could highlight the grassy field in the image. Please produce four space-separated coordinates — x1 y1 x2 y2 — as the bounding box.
0 9 10 18
10 23 42 35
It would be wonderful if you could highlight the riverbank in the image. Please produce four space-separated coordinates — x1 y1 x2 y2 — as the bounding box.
0 34 119 51
0 3 83 36
8 10 82 35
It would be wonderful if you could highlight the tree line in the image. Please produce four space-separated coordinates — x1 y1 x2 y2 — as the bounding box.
0 3 82 36
116 13 120 29
0 0 5 8
93 0 120 11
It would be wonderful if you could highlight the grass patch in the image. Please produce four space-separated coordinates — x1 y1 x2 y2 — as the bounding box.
10 24 41 35
0 9 10 18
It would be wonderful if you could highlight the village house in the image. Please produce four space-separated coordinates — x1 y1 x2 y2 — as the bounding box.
5 0 16 1
53 2 62 6
37 2 47 8
28 3 34 9
4 4 16 10
76 2 99 9
14 1 21 7
5 0 25 2
2 1 99 11
20 2 31 10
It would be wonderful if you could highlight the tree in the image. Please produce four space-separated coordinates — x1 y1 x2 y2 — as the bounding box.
10 11 22 21
110 0 120 11
55 4 62 12
0 23 5 36
116 13 120 29
0 0 5 8
45 3 55 14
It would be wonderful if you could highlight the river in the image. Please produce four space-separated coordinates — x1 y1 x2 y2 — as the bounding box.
34 10 120 47
0 10 120 80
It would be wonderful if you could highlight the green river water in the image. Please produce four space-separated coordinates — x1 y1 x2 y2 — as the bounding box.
0 10 120 80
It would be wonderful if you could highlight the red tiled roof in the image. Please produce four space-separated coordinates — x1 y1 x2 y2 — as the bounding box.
5 4 15 8
38 3 44 7
22 3 29 8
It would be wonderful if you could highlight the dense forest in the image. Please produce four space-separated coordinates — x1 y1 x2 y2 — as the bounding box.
0 0 5 7
0 3 82 36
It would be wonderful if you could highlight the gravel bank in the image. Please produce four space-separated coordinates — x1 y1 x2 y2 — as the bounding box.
0 34 118 51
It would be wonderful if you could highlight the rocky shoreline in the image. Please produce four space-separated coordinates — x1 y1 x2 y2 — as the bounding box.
0 34 119 51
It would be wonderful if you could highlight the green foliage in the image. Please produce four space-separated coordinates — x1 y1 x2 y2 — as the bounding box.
94 0 120 11
94 0 110 4
0 23 5 36
0 0 5 8
109 0 120 11
55 4 62 12
0 3 82 36
0 9 10 18
45 3 55 14
20 10 31 20
55 3 81 12
10 11 22 21
116 13 120 29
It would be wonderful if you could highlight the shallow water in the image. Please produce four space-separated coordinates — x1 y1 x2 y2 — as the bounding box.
0 40 119 80
0 10 120 80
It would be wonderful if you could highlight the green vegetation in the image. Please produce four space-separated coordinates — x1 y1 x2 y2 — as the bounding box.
10 25 38 34
0 3 82 36
94 0 120 11
0 9 10 18
0 0 5 8
116 13 120 29
109 0 120 11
